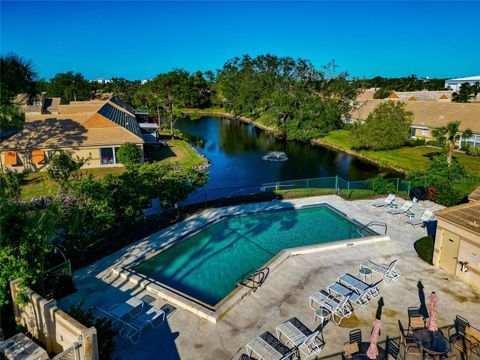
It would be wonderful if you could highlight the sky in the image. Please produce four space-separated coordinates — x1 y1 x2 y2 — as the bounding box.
1 1 479 81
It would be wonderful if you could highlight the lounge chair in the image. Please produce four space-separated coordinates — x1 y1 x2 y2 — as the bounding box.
371 194 396 207
360 260 399 285
97 296 144 330
310 290 353 325
246 331 293 360
119 306 165 344
387 201 413 216
328 282 371 307
276 317 325 358
338 274 382 298
406 209 435 227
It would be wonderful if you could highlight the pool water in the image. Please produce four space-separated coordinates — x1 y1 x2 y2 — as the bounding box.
133 205 368 307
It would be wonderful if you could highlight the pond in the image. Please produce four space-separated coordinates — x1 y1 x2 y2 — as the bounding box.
176 116 386 198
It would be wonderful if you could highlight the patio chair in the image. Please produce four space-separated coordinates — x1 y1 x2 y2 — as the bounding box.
349 329 362 348
328 281 371 307
408 307 425 331
449 316 472 357
371 194 396 207
97 296 144 330
338 274 382 298
310 290 353 325
386 337 400 360
465 326 480 357
387 201 413 216
360 260 400 285
398 320 421 359
119 306 165 344
276 317 325 358
343 341 360 359
406 209 435 228
246 331 294 360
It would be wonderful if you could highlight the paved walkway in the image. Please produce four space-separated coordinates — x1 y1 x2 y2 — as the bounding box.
58 195 480 360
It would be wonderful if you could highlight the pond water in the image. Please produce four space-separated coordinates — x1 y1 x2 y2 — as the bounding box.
176 116 383 194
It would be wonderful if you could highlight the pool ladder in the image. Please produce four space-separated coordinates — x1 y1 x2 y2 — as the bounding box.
237 267 270 292
354 221 388 236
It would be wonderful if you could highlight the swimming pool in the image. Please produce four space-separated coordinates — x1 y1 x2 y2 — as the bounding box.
132 205 372 308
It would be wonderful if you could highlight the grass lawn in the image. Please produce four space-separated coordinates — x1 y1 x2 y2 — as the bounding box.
144 139 204 168
321 129 480 176
20 139 205 199
20 167 125 200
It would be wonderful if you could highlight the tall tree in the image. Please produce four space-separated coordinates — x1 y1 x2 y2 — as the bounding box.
452 83 474 103
432 121 473 165
100 78 142 104
46 71 93 104
352 101 413 150
0 54 38 130
135 70 191 138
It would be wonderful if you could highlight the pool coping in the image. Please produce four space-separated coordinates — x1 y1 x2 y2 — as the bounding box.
111 202 388 323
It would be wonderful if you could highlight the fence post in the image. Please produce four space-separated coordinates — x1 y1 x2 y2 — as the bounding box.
407 181 411 196
396 178 400 192
306 178 310 189
335 176 339 194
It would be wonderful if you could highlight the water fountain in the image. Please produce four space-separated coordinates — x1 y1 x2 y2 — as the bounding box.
262 151 288 162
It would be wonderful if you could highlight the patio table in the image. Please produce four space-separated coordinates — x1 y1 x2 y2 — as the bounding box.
0 333 49 360
414 329 451 358
351 342 386 360
246 336 284 360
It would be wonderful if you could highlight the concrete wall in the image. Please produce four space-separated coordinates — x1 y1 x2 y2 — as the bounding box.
10 279 99 360
433 219 480 290
0 144 144 173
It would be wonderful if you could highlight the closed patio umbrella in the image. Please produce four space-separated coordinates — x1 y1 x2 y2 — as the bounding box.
367 297 384 359
427 292 438 331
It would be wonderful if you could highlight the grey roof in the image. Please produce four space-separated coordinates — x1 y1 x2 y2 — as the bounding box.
109 96 136 115
98 102 142 138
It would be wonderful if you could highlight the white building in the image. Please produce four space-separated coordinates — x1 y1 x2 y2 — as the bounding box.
445 75 480 92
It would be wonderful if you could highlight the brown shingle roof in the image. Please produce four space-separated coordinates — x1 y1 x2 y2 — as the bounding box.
469 186 480 202
0 118 143 150
435 202 480 236
347 100 480 134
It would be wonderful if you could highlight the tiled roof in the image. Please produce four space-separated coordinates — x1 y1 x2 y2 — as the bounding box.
109 96 136 115
346 100 480 134
97 102 142 137
435 202 480 236
389 91 452 101
469 186 480 202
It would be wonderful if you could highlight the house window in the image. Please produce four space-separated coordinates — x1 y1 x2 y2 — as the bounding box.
422 129 429 136
100 147 116 165
114 147 121 164
4 151 17 166
32 150 46 164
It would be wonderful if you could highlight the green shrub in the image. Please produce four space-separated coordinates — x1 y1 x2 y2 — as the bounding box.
409 138 426 147
414 236 434 264
426 139 443 147
464 144 480 156
370 177 396 194
116 143 141 167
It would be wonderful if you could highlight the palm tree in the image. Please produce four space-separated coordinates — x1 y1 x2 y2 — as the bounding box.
432 121 473 165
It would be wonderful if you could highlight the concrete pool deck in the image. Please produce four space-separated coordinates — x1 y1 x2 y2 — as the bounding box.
58 195 480 360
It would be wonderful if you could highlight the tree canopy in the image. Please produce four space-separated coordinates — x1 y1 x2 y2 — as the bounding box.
352 101 413 150
46 71 94 104
452 82 480 103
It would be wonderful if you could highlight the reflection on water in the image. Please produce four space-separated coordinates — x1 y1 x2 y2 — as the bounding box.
176 116 382 190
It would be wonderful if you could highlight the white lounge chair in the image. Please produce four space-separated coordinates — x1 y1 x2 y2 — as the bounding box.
276 317 325 358
119 306 165 344
310 290 353 325
328 281 371 307
97 296 144 330
387 201 413 216
360 260 400 285
406 209 435 227
338 274 383 298
246 331 293 360
371 194 396 207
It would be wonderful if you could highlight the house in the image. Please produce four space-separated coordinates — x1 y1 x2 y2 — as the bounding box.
433 202 480 290
387 90 452 102
445 75 480 92
344 100 480 147
0 97 144 171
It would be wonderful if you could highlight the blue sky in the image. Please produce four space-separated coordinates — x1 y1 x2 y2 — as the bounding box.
1 1 479 80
